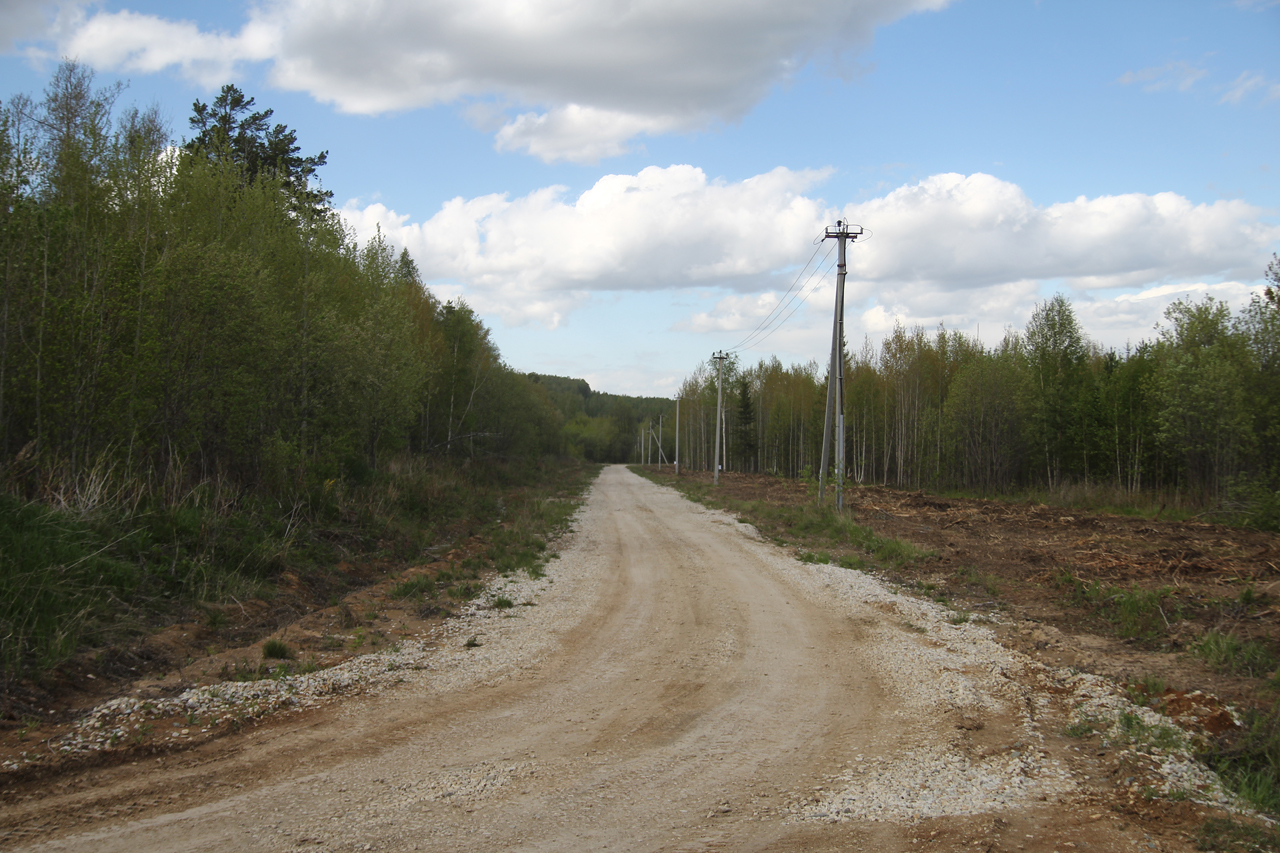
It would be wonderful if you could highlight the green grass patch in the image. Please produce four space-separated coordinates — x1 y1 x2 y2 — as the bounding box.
448 582 482 601
1196 816 1280 852
1194 631 1279 678
390 575 436 600
1054 572 1178 640
638 472 932 571
1116 710 1185 752
1201 705 1280 817
0 494 141 677
0 456 598 688
262 638 292 659
1064 716 1102 738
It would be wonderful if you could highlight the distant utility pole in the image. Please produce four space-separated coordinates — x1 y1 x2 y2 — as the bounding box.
658 414 664 471
674 397 680 476
818 220 863 510
712 350 727 485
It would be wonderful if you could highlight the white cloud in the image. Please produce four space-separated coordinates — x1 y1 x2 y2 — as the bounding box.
493 105 681 163
837 173 1278 290
684 291 788 335
47 8 276 87
43 0 952 162
1221 71 1270 104
343 164 833 325
1117 60 1208 93
343 168 1280 354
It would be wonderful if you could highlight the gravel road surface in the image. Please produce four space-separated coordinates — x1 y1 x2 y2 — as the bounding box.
5 466 1222 852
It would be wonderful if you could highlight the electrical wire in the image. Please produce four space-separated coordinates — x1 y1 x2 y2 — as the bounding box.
727 238 835 352
735 250 839 352
723 238 826 352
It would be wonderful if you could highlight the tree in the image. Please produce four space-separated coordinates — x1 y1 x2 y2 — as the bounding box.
733 377 757 471
943 333 1032 493
1025 294 1089 487
1264 253 1280 309
1152 298 1253 501
186 84 332 213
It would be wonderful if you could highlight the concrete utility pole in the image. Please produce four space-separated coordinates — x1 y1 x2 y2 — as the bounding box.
818 220 863 510
648 423 668 466
712 351 727 485
658 414 663 471
675 397 680 476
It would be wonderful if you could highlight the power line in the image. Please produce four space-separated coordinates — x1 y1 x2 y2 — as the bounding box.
734 248 839 353
727 240 829 352
728 225 872 353
726 237 832 352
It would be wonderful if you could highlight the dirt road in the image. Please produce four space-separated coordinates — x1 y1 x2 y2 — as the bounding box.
4 467 1207 851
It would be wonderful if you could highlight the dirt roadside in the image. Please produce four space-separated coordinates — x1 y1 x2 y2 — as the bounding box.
0 466 1268 851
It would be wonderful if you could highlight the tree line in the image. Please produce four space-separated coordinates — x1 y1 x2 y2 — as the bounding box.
0 63 671 501
670 274 1280 516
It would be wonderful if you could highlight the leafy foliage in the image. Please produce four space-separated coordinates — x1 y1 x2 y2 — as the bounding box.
672 286 1280 518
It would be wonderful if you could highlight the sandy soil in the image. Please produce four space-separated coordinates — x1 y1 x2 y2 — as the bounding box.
0 467 1229 851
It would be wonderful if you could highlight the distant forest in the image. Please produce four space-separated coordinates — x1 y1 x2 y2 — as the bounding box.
671 279 1280 522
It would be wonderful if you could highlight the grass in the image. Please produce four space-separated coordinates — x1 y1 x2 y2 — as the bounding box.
1116 710 1185 752
1062 710 1184 752
390 575 436 600
0 455 598 689
1201 705 1280 816
262 638 292 660
491 596 515 609
1196 817 1280 853
939 481 1195 522
448 582 482 601
954 566 1002 598
0 494 142 676
1194 631 1279 678
1125 675 1168 708
1064 716 1102 738
1053 571 1179 640
634 469 931 571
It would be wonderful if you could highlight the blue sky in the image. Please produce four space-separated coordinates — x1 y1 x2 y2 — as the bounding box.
3 0 1277 395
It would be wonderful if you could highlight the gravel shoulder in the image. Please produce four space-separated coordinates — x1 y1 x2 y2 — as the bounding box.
0 466 1241 852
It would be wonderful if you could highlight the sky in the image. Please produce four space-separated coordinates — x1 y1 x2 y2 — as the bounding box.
3 0 1278 396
